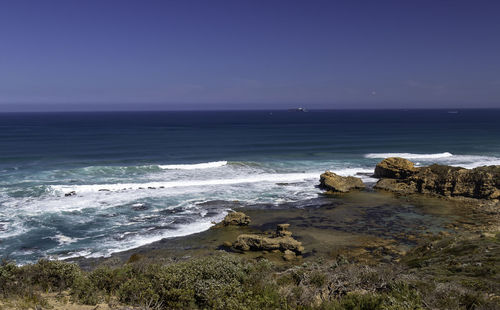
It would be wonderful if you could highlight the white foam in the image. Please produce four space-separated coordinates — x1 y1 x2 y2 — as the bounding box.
0 221 27 239
50 234 79 245
54 249 92 260
59 214 227 260
158 161 228 170
364 152 500 169
50 172 320 195
364 152 454 159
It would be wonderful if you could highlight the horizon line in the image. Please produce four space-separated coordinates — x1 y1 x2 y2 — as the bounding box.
0 107 499 114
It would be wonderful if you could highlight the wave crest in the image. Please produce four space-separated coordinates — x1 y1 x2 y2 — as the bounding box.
364 152 500 169
364 152 453 159
158 161 227 170
50 172 320 195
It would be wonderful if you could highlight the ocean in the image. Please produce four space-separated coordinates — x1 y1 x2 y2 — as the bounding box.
1 109 500 264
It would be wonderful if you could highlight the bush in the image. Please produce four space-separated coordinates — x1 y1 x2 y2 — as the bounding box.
71 275 100 305
27 259 82 291
0 260 20 296
118 277 160 306
88 265 132 294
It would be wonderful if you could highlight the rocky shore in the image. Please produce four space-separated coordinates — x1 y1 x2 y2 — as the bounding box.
373 157 500 200
320 156 500 203
1 157 499 309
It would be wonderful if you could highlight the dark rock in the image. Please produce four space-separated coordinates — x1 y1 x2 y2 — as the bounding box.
65 191 76 197
131 203 148 211
319 171 365 193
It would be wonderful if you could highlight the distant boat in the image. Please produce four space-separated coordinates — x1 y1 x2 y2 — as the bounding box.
288 107 308 112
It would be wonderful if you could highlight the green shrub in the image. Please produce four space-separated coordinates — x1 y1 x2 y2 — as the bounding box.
309 271 327 288
0 261 20 296
338 293 385 310
118 277 160 306
88 265 132 294
27 259 81 291
383 282 423 310
71 275 100 305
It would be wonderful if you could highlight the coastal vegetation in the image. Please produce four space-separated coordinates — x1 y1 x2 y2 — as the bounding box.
1 230 498 309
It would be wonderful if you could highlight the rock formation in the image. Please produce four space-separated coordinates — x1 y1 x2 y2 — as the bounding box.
282 249 296 261
319 171 365 193
373 157 418 179
233 224 304 254
373 158 500 200
214 211 251 228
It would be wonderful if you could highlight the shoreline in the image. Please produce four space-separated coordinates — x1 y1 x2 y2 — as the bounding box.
1 158 499 308
64 157 500 269
72 188 498 270
2 188 498 309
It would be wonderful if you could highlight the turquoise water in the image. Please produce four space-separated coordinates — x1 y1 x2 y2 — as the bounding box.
1 109 500 263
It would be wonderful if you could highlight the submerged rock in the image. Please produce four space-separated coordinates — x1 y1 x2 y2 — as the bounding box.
373 157 418 179
374 158 500 200
233 224 304 254
214 211 251 228
319 171 365 193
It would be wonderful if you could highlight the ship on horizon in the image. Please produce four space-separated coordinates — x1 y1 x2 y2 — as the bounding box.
288 107 308 112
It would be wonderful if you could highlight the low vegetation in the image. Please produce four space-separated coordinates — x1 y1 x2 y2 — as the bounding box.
0 232 499 309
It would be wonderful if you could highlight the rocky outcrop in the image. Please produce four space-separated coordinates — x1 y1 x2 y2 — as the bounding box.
214 211 251 228
373 178 416 194
374 158 500 200
276 224 292 237
373 157 418 179
319 171 365 193
233 224 304 254
282 249 297 261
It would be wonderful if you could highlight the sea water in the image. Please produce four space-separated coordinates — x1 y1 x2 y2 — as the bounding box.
1 109 499 263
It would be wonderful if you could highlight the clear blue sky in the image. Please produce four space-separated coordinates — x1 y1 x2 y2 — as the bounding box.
0 0 499 111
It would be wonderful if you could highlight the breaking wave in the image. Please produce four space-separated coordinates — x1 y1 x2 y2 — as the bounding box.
364 152 500 168
364 152 453 159
158 161 228 170
50 172 320 195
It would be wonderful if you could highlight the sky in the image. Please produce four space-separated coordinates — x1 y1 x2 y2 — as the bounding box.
0 0 499 111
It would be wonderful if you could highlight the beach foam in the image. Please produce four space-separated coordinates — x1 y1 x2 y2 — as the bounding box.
364 152 500 169
57 214 227 259
50 172 320 195
364 152 454 159
158 161 228 170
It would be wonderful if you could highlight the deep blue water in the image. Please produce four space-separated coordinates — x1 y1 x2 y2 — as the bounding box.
1 109 500 263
